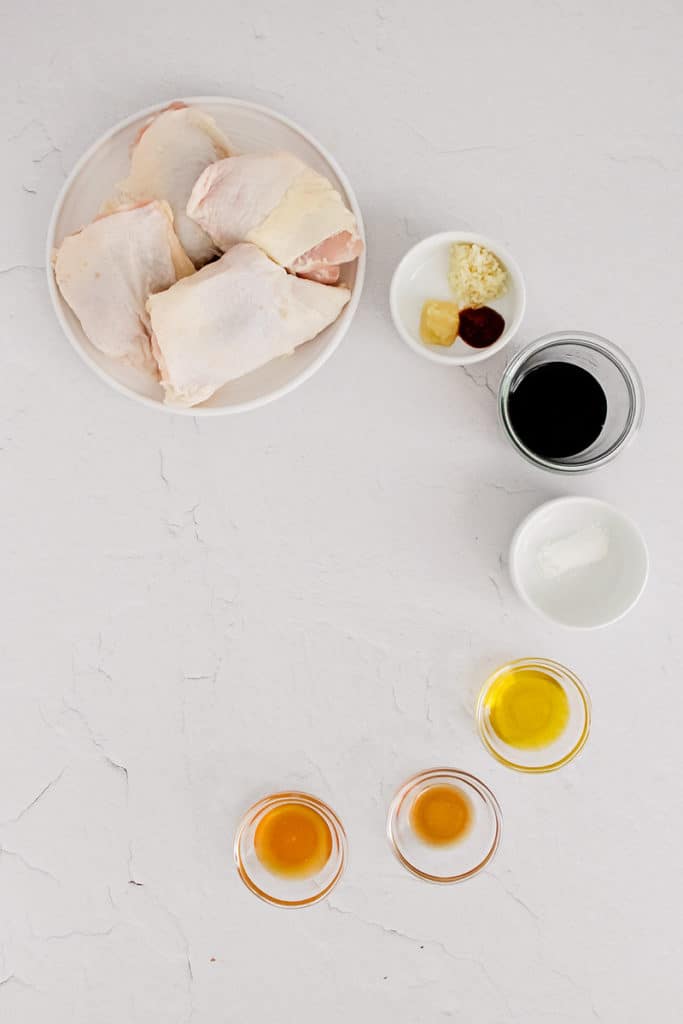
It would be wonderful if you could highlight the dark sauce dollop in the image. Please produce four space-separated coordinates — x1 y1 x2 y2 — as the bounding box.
507 362 607 459
459 306 505 348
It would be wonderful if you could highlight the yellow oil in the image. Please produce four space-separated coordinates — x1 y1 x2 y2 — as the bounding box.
485 666 570 750
254 803 332 879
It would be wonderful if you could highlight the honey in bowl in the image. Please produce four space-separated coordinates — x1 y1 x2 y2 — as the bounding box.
254 802 332 879
410 784 474 846
484 665 570 750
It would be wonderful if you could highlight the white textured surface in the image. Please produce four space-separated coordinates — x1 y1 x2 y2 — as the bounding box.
2 2 682 1021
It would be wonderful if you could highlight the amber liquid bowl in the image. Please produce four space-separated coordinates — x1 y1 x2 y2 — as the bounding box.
234 791 347 908
387 768 502 884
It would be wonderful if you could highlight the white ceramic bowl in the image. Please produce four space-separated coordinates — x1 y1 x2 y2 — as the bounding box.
509 497 649 630
46 97 366 416
389 232 525 366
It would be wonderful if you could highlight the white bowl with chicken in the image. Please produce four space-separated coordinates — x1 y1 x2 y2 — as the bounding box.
47 98 365 415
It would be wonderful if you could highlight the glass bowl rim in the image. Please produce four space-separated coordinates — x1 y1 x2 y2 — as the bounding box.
233 790 348 908
498 330 644 473
476 657 591 772
386 767 503 883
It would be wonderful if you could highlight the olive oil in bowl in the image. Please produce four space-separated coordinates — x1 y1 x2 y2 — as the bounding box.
485 665 570 750
476 659 590 772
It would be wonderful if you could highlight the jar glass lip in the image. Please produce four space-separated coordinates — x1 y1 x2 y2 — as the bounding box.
498 331 644 473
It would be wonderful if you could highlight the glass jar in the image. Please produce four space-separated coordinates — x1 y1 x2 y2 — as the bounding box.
498 331 644 472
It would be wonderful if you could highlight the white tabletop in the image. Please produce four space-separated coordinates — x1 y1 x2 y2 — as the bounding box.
2 2 681 1021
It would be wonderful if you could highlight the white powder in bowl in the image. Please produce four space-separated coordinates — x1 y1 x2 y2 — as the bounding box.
538 522 610 579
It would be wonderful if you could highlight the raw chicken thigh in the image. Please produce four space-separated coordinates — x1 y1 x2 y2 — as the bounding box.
106 104 231 267
186 152 363 283
53 201 194 374
147 242 350 407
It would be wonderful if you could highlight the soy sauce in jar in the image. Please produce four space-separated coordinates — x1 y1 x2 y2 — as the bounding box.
507 362 607 459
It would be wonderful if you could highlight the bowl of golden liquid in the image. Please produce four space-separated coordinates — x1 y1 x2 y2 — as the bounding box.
387 768 502 883
234 791 347 908
476 658 591 772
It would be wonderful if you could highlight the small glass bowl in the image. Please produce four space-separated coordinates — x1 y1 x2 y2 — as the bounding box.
476 658 591 772
499 331 644 473
234 791 347 908
387 768 502 883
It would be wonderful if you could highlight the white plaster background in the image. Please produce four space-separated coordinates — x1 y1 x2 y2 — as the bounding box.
1 1 682 1021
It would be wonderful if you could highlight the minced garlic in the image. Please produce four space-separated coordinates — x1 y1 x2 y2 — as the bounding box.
449 243 507 308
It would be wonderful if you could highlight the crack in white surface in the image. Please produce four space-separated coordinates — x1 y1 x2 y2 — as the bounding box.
486 482 538 496
488 872 540 924
13 116 67 176
8 117 60 149
185 955 194 1024
8 120 38 142
401 216 421 243
164 505 205 544
103 551 148 561
71 635 115 686
93 633 115 684
398 120 513 159
59 700 133 890
159 449 170 488
127 842 143 886
488 574 504 608
62 701 128 797
326 903 514 1016
374 4 388 51
95 664 114 685
0 846 59 884
423 674 434 724
32 146 60 166
0 974 35 992
606 152 672 172
43 926 116 942
180 657 222 750
130 885 194 1021
183 656 222 685
0 264 45 275
302 754 334 795
390 683 404 715
550 967 601 1020
0 768 66 826
189 504 203 544
461 364 497 398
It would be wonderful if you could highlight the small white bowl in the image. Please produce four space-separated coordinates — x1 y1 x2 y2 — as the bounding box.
509 497 649 630
46 97 365 416
389 231 525 366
